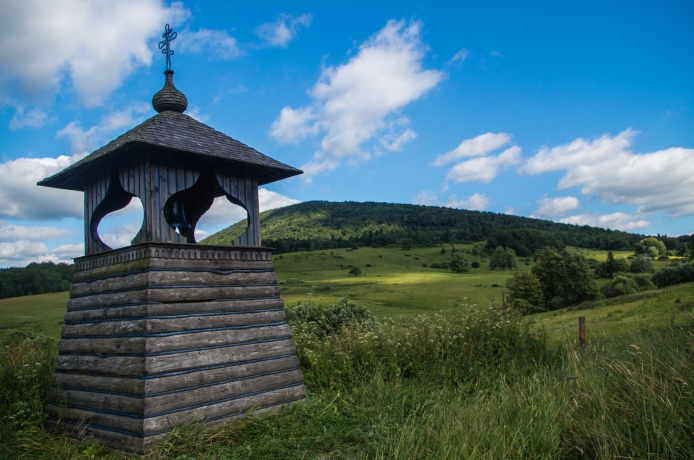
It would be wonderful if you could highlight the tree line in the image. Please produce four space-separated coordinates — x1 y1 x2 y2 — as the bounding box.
203 201 661 254
0 262 76 300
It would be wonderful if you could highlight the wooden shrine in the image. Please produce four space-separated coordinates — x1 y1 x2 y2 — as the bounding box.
38 26 305 454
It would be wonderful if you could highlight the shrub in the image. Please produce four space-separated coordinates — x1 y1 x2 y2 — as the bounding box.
531 247 598 310
471 261 480 268
506 271 546 315
349 267 362 276
450 253 471 273
652 262 694 288
630 255 655 274
286 298 376 337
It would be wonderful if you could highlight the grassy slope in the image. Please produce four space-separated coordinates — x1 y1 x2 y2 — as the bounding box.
0 291 68 338
0 246 677 339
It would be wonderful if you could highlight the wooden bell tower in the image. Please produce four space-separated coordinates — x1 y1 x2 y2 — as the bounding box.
38 25 305 454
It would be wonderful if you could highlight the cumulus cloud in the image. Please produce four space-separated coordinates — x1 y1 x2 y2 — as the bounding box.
521 129 694 218
0 221 70 242
0 155 83 220
448 48 469 65
560 212 651 231
531 196 580 218
9 105 48 130
179 28 243 59
413 190 438 206
197 188 300 232
0 0 189 106
57 103 151 154
445 192 489 211
270 20 444 180
0 241 83 267
255 13 312 48
446 146 521 183
430 132 512 167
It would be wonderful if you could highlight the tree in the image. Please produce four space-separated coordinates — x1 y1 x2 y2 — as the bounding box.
489 246 516 270
348 267 362 276
440 247 446 255
506 271 546 315
531 247 598 310
629 255 654 274
400 238 414 250
635 238 666 257
449 253 471 273
599 251 630 278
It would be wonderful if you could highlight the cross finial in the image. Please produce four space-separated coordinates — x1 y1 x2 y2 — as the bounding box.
158 24 177 70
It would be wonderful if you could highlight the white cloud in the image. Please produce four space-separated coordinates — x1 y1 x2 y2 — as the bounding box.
0 0 189 106
446 146 521 183
269 107 319 144
57 103 151 154
449 48 469 65
560 212 651 231
0 241 83 267
179 28 243 59
531 196 580 218
430 132 512 167
505 207 515 215
9 105 48 130
380 128 417 152
413 190 438 206
0 155 83 220
197 188 300 231
270 19 444 180
255 13 312 48
185 105 209 123
0 221 70 242
490 50 504 58
522 129 694 218
99 222 142 249
445 192 489 211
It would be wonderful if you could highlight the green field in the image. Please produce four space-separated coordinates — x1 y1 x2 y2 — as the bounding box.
0 246 680 339
1 246 692 458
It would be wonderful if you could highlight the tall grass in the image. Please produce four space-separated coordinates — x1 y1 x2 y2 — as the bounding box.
0 306 692 459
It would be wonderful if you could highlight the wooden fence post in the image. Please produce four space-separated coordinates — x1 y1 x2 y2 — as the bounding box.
578 316 586 353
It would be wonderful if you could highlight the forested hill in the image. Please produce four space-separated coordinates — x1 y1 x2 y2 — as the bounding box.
201 201 676 255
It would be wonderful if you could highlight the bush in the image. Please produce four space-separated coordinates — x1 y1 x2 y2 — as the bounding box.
531 247 598 310
349 267 362 276
652 262 694 288
601 274 655 298
292 306 552 388
506 271 546 315
450 253 471 273
286 298 377 337
630 255 655 274
471 261 480 268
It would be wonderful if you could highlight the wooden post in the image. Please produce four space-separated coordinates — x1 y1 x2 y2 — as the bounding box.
578 316 586 353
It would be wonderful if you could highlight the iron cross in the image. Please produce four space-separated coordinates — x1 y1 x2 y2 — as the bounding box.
159 24 177 70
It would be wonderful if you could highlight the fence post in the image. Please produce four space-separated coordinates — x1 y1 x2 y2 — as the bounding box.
578 316 586 353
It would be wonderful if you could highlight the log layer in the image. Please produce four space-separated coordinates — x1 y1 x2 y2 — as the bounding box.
47 243 305 454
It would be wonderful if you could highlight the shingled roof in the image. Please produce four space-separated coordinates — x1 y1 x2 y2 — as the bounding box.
38 71 302 191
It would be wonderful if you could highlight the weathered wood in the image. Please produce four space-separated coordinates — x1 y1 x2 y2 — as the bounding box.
46 384 305 435
51 355 299 395
67 285 280 310
70 271 278 297
142 384 306 433
50 369 304 415
62 310 287 337
64 298 285 322
58 324 292 355
55 339 296 376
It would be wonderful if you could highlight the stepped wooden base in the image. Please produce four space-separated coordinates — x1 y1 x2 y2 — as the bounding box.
46 243 306 454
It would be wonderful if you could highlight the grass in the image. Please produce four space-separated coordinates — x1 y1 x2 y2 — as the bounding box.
0 292 69 338
1 245 692 458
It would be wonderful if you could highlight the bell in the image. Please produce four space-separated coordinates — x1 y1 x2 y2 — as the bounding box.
165 200 191 230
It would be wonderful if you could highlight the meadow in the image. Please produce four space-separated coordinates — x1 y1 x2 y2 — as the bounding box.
0 246 692 458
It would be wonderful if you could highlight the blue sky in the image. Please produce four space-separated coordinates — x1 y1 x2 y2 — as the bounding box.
0 0 692 266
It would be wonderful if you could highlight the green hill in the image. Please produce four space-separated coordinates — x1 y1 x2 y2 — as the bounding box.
201 201 651 254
